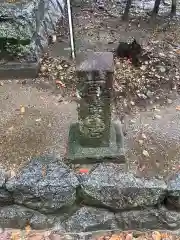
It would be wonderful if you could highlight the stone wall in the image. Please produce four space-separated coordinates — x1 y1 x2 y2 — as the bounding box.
0 155 180 233
0 0 65 63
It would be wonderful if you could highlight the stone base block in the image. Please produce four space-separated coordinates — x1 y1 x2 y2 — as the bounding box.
0 61 39 80
64 122 125 164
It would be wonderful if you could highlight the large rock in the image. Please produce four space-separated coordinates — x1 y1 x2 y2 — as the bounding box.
0 168 13 205
115 207 180 231
166 173 180 209
63 207 117 232
0 205 54 229
115 208 162 230
0 0 64 62
6 156 79 213
79 163 167 210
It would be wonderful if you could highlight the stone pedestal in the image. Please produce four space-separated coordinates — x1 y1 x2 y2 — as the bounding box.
65 52 125 164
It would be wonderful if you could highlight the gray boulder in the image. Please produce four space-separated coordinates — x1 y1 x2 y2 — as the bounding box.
0 205 64 229
63 207 117 232
6 156 79 213
166 173 180 209
115 208 163 230
80 163 167 210
0 0 64 62
115 207 180 231
0 168 13 205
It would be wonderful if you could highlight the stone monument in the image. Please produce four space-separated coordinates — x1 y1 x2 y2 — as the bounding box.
65 52 125 164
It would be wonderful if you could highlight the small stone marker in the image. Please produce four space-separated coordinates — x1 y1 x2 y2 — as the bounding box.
65 52 125 164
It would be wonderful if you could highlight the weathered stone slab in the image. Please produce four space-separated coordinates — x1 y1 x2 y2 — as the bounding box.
6 155 79 213
166 173 180 209
79 163 167 210
63 206 117 232
0 62 40 80
115 207 180 231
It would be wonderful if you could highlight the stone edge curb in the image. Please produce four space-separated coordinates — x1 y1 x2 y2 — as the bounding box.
0 61 40 80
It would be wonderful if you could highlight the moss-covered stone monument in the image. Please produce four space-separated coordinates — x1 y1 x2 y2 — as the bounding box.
65 52 125 164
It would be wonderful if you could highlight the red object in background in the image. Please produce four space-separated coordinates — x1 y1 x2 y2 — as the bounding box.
79 168 89 174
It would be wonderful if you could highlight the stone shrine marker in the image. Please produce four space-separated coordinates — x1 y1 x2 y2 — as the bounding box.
65 52 125 164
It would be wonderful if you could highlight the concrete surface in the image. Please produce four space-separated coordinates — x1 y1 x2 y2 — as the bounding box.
0 82 77 171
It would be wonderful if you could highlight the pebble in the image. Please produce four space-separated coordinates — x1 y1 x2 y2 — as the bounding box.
146 90 154 97
40 66 46 73
159 52 166 57
138 140 144 145
0 81 4 86
154 114 162 119
130 119 136 123
154 108 160 112
56 65 63 70
159 66 166 73
141 133 147 139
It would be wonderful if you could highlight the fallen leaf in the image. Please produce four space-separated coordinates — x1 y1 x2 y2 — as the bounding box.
109 234 122 240
125 234 133 240
161 233 173 240
152 231 161 240
142 150 150 157
20 105 25 114
35 118 41 122
154 114 162 119
176 106 180 111
141 133 147 139
138 140 143 145
25 224 31 234
97 237 106 240
11 231 20 240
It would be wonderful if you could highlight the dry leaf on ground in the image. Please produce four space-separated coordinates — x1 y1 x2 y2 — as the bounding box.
109 234 122 240
11 232 20 240
152 231 161 240
125 234 133 240
25 224 31 234
20 105 25 114
176 106 180 111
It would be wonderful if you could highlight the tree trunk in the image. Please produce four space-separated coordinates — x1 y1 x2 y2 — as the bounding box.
171 0 176 16
122 0 132 21
151 0 161 18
